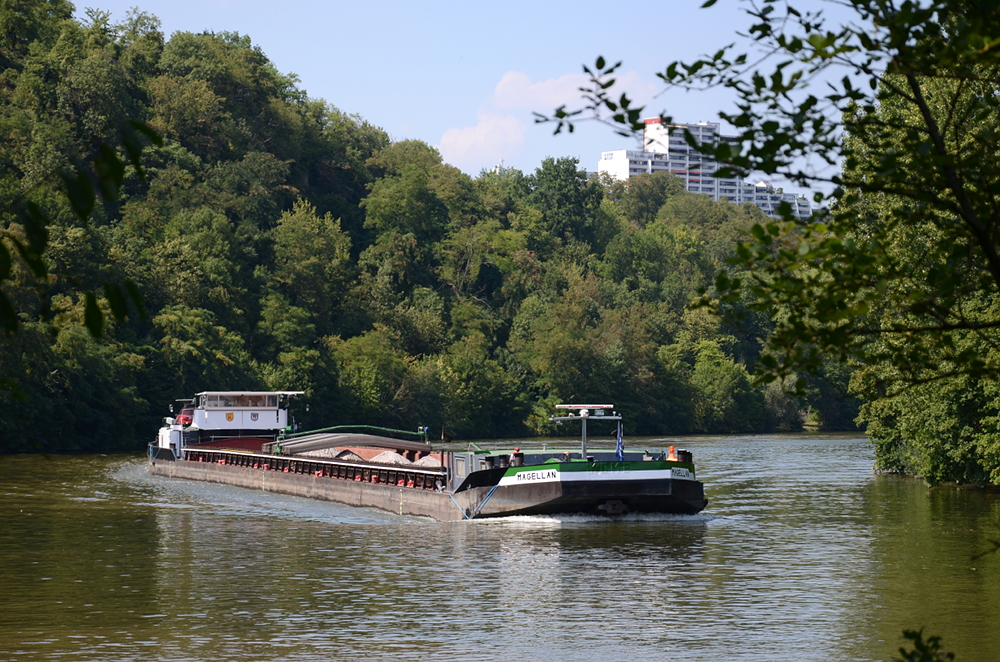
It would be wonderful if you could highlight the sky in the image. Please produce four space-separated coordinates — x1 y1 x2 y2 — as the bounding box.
74 0 805 182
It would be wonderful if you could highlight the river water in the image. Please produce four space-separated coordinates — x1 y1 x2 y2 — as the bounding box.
1 433 998 661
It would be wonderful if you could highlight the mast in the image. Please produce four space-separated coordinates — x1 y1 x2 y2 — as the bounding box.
549 404 621 459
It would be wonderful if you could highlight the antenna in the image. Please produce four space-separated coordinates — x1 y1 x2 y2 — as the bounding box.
549 405 621 459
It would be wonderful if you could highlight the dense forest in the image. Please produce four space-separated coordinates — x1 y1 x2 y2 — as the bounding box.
0 3 861 454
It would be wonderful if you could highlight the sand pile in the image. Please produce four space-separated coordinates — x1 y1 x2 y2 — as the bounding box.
414 454 443 467
299 448 364 462
369 451 412 465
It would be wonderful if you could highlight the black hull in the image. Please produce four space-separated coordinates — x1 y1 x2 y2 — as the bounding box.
471 478 708 518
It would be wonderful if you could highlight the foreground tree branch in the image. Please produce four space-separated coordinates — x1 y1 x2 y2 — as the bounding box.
542 0 1000 484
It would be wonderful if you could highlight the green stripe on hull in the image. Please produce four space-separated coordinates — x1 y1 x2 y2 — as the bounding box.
505 460 695 474
499 461 697 487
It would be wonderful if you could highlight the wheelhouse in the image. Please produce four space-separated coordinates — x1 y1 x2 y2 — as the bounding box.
192 391 303 431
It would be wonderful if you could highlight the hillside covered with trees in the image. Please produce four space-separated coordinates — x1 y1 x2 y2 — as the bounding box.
0 3 859 454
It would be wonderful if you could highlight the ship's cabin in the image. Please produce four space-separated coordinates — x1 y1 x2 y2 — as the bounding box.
191 391 304 431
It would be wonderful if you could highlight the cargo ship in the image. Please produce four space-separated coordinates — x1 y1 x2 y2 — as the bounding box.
149 392 708 520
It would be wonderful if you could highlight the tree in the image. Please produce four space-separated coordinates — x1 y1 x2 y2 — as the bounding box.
362 140 460 245
329 328 412 425
615 170 686 228
153 304 253 394
268 199 353 337
292 103 388 245
1 6 161 338
0 0 73 72
541 0 1000 382
525 157 603 253
434 332 525 438
541 0 1000 480
156 30 302 160
690 340 765 433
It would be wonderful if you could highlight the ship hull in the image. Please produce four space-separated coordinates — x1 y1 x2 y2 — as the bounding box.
149 456 707 521
149 457 464 521
471 477 707 518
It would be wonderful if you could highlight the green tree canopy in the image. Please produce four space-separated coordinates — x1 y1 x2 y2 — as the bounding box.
1 5 862 453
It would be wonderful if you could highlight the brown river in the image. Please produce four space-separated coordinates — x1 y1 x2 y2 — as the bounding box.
1 433 998 661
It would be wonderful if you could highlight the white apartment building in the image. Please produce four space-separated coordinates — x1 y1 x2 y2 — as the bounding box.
598 119 812 220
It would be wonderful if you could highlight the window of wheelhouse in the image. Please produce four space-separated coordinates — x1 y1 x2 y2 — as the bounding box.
202 394 279 409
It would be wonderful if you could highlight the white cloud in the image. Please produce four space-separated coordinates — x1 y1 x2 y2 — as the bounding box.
437 110 526 173
492 70 661 112
491 71 590 110
438 70 663 174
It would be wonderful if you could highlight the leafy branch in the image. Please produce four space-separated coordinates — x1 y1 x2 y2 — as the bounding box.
894 629 955 662
1 120 161 337
540 0 1000 387
533 56 647 137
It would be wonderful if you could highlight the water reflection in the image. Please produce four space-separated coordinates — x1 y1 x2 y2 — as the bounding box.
0 436 998 661
0 455 162 657
845 476 1000 661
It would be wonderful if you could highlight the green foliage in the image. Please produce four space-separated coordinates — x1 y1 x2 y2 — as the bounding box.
801 358 861 431
616 171 686 228
0 0 74 72
0 320 148 453
362 142 452 244
434 332 526 438
690 340 765 433
153 304 252 394
894 630 955 662
855 337 1000 484
836 72 1000 482
524 157 603 254
541 0 1000 482
0 7 861 452
329 328 410 424
267 199 352 337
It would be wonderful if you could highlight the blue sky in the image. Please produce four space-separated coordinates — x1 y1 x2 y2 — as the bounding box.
76 0 788 178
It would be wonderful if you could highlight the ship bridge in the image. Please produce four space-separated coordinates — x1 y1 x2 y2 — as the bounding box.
192 391 303 431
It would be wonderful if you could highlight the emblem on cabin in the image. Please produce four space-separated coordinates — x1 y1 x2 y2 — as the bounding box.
226 412 234 422
251 412 259 421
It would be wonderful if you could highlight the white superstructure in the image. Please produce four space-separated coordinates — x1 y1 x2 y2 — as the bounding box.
154 390 303 459
192 391 303 430
598 119 812 220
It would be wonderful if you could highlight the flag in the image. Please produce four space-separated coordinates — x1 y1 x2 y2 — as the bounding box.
615 422 624 461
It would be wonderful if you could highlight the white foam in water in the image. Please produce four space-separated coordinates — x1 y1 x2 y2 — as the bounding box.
475 512 715 527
